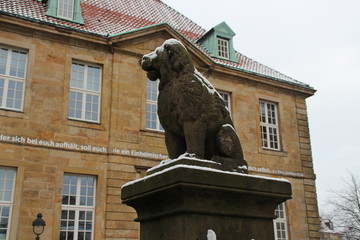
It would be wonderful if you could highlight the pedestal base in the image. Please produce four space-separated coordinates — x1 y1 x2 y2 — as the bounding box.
121 161 292 240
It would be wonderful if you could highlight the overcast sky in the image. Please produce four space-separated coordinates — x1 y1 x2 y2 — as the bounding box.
161 0 360 214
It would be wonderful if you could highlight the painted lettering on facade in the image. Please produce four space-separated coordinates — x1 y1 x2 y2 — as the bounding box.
0 133 167 160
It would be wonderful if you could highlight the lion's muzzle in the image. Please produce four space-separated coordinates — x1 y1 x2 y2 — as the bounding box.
140 54 160 81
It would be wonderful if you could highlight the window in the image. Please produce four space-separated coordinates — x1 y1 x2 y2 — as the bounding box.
217 37 230 59
46 0 84 24
0 46 27 111
0 167 16 240
60 174 96 240
260 101 280 150
57 0 75 20
274 203 288 240
68 62 102 123
218 91 231 114
196 22 237 62
146 79 163 131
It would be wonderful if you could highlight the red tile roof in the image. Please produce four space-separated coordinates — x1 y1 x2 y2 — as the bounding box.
0 0 312 89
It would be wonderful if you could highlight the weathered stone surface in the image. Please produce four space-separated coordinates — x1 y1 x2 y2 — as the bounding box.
122 163 292 240
140 39 248 173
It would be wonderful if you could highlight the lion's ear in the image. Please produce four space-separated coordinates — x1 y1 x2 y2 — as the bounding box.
166 45 183 72
170 57 183 72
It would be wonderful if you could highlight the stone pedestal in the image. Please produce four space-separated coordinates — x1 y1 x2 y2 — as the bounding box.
121 160 292 240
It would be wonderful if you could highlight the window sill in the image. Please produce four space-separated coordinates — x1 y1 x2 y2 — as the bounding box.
258 147 288 157
140 128 165 138
64 118 105 131
0 109 24 119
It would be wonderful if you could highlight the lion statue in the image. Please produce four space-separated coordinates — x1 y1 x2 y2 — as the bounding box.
140 39 248 173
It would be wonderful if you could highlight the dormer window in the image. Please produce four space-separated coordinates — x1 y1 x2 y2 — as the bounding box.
46 0 84 24
57 0 75 20
197 22 238 63
217 37 230 59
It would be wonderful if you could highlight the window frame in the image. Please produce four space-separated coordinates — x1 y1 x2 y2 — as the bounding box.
57 0 75 21
218 91 231 115
60 173 96 240
0 45 27 112
146 78 164 132
273 203 289 240
259 100 281 151
0 167 16 240
217 37 230 59
46 0 84 24
68 61 102 124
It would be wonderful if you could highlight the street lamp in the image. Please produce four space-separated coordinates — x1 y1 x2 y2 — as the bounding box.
32 213 46 240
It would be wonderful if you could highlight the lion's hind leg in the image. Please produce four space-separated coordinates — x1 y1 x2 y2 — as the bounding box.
215 124 248 173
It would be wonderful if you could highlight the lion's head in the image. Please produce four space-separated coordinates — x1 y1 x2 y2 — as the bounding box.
140 39 194 81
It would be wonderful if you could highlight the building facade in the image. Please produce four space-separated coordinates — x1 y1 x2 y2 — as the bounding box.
0 0 320 239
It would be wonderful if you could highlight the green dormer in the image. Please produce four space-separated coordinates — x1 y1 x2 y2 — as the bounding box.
46 0 84 24
197 22 238 62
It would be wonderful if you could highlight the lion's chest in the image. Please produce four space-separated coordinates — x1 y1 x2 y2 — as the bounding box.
157 80 206 130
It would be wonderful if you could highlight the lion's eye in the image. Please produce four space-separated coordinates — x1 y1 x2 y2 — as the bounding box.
164 44 171 52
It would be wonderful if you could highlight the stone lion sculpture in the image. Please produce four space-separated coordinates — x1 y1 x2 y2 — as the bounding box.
140 39 248 173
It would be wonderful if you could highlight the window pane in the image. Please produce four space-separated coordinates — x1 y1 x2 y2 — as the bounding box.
217 38 229 59
68 91 83 119
86 66 100 92
218 92 231 113
260 101 280 150
62 175 77 206
71 63 85 89
10 50 27 78
59 231 67 240
0 229 7 240
69 62 102 122
146 79 164 131
58 0 75 19
260 102 266 123
59 210 76 240
5 80 23 110
274 203 287 240
77 210 93 240
0 79 4 105
146 103 156 129
146 78 158 102
0 48 8 75
0 168 15 240
0 169 15 202
79 176 95 207
85 232 91 240
3 192 11 202
0 47 27 111
84 93 99 122
61 175 95 240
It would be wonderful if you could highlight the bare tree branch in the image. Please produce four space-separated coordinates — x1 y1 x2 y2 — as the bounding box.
327 172 360 239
